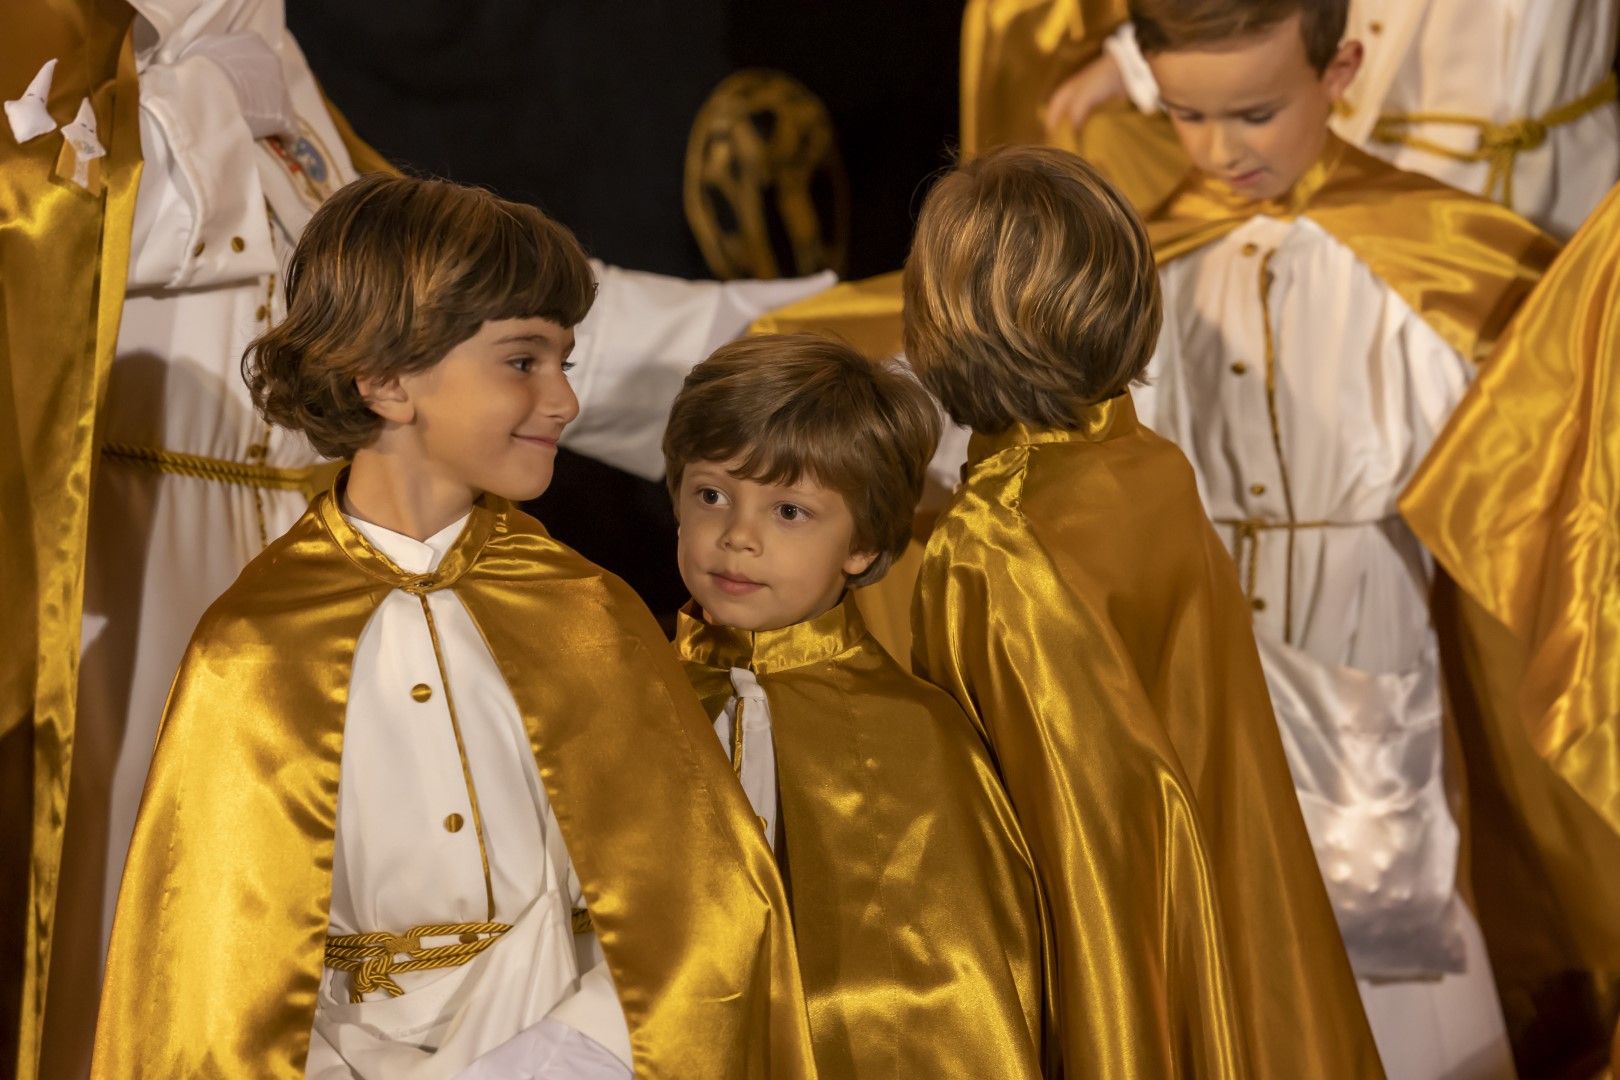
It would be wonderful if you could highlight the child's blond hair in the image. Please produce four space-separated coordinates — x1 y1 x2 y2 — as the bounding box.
903 145 1161 433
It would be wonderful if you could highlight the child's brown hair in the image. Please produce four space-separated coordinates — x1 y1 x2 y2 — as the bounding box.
1131 0 1349 73
903 145 1161 434
663 333 941 586
244 173 595 458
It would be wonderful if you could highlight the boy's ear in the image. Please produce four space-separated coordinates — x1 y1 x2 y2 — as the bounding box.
356 374 414 425
843 549 879 578
1321 38 1364 101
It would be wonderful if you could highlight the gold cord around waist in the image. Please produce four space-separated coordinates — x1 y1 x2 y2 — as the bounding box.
99 442 329 496
1214 516 1397 639
325 909 596 1002
324 921 511 1003
1370 72 1618 209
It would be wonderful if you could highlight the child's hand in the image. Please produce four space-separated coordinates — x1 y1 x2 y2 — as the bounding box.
1043 53 1127 135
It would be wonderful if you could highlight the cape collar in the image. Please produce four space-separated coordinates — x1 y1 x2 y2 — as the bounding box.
965 391 1141 470
315 470 504 595
675 596 869 677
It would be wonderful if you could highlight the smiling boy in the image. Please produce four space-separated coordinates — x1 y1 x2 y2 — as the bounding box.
1125 1 1558 1075
90 175 816 1080
663 334 1048 1079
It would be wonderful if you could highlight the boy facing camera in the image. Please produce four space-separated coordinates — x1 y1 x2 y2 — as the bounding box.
666 334 1049 1078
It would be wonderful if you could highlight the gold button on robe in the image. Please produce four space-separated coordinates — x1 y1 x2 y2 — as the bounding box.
913 395 1382 1078
676 598 1048 1079
90 485 817 1079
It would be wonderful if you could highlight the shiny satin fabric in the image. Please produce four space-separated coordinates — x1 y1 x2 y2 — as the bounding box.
674 598 1047 1078
959 0 1125 154
959 0 1189 209
913 395 1382 1078
0 10 140 1079
750 270 906 361
91 487 816 1079
1405 181 1620 832
1402 183 1620 1067
1147 134 1558 363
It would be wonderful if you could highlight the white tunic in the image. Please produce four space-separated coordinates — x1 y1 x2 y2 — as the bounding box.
1108 0 1620 236
1134 215 1514 1079
49 0 835 1061
305 513 630 1079
711 667 781 850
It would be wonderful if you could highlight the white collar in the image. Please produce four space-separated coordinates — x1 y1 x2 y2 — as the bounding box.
346 512 470 576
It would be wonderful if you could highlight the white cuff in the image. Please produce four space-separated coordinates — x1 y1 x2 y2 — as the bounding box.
1103 22 1162 114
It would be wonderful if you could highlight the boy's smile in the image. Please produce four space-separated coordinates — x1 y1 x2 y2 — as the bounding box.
677 458 876 632
1148 14 1361 202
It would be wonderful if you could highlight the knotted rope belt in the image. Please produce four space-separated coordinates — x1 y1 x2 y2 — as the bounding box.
324 909 595 1003
1371 72 1617 209
100 442 333 498
1214 516 1402 643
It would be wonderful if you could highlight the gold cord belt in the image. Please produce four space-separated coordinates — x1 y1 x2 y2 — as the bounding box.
324 910 595 1003
1214 516 1397 640
99 442 331 497
1370 72 1617 209
325 921 510 1003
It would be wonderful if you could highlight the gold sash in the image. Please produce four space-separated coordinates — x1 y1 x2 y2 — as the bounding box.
91 488 816 1079
1372 74 1619 209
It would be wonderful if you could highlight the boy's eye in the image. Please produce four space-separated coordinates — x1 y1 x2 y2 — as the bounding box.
508 355 534 373
1240 110 1276 125
561 359 576 374
776 503 809 522
697 487 722 506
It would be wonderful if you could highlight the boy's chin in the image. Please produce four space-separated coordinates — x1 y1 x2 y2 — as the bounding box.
483 467 553 505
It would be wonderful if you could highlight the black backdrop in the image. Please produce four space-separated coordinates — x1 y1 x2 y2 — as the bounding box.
287 1 962 615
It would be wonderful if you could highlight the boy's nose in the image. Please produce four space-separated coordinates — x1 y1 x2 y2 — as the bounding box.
719 517 761 553
543 373 581 424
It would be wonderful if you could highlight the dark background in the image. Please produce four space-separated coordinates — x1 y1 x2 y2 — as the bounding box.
288 1 962 613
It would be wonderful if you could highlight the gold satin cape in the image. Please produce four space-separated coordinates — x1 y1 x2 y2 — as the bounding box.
674 598 1047 1079
90 490 816 1079
1146 134 1557 363
913 395 1382 1079
1 14 397 1075
756 136 1555 371
1401 182 1620 1068
959 0 1188 207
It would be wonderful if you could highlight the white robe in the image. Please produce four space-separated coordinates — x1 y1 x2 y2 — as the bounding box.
303 514 629 1079
1108 0 1620 237
49 0 833 1060
1133 214 1515 1080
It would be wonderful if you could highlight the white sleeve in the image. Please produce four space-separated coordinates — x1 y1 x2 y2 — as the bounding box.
454 1017 630 1080
1102 21 1163 114
562 263 837 480
127 53 277 290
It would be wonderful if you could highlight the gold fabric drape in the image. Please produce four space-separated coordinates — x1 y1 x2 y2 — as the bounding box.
1147 135 1558 363
675 598 1048 1078
913 395 1381 1078
92 488 817 1079
959 0 1188 207
1401 183 1620 1069
0 9 141 1079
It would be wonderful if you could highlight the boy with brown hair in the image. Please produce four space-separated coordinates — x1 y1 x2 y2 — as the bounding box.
662 333 1047 1079
906 144 1381 1078
769 3 1565 1070
1120 1 1556 1074
90 174 816 1080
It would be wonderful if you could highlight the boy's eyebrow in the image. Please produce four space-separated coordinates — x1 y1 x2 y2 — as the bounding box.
492 332 557 346
1159 95 1284 117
